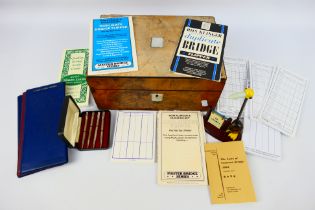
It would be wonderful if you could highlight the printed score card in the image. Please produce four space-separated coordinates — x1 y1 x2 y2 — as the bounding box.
111 111 156 162
242 117 282 161
217 57 249 117
260 68 308 137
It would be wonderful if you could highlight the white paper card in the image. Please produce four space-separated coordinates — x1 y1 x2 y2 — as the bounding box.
217 57 249 117
242 117 281 161
249 62 276 120
260 68 308 137
111 111 156 162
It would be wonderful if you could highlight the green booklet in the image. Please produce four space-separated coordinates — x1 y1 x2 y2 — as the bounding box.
59 49 89 107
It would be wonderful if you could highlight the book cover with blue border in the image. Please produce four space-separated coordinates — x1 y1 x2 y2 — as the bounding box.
171 19 228 81
88 16 138 75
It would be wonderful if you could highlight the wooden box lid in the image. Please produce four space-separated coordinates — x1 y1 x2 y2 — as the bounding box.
89 15 226 79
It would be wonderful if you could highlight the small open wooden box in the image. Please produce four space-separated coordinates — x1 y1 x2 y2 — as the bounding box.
87 15 226 110
58 96 111 150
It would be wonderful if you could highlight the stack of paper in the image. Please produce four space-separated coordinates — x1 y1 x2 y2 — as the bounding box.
249 62 307 137
217 57 308 160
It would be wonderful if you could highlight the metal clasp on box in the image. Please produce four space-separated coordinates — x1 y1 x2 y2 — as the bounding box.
151 93 163 102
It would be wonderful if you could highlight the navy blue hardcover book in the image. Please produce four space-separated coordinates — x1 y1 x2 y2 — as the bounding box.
17 82 68 177
18 95 22 145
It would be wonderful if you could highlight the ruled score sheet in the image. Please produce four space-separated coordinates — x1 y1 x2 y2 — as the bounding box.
111 111 156 162
260 68 308 137
242 117 282 161
217 57 249 117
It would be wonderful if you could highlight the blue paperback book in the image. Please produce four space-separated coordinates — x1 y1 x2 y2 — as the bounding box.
17 82 68 177
88 16 138 75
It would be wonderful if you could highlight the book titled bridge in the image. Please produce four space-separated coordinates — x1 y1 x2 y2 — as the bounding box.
171 19 228 81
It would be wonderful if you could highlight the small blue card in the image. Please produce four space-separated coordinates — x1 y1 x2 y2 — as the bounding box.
89 16 138 75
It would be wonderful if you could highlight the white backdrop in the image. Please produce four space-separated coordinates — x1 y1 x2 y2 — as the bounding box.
1 0 315 209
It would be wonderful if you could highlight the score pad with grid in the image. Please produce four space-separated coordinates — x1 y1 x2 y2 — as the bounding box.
111 111 156 162
261 69 308 137
217 57 248 117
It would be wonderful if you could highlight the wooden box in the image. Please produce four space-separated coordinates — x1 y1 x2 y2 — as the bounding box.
87 15 226 111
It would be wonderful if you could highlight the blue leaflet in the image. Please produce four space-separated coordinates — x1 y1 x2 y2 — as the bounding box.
92 17 134 71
